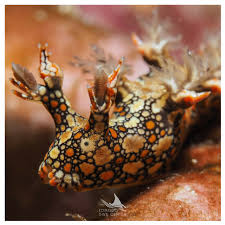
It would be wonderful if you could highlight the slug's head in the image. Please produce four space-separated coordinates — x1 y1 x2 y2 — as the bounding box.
37 50 124 192
38 123 104 192
37 99 120 192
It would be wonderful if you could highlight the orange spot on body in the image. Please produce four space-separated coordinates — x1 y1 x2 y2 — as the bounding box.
61 125 65 131
100 171 114 181
141 150 149 158
109 128 118 138
160 130 166 136
146 158 153 164
116 157 124 164
74 132 82 139
146 120 155 130
130 154 136 161
120 111 126 116
66 148 74 157
148 162 163 174
54 113 61 124
50 100 58 108
43 96 49 102
48 171 54 179
60 104 67 111
79 155 86 160
118 126 126 132
83 179 94 186
115 106 123 112
149 134 156 143
114 144 121 152
49 177 57 186
64 163 72 173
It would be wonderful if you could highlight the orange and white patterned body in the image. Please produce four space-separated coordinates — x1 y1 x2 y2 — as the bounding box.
39 76 183 192
10 27 220 192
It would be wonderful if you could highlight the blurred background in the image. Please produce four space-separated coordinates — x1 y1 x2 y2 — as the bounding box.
5 5 221 221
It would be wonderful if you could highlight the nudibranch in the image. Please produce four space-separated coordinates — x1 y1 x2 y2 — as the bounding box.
10 23 220 192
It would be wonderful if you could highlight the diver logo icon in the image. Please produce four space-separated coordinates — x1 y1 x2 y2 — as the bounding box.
100 193 126 209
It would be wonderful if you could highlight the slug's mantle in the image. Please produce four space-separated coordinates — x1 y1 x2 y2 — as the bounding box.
10 23 220 192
